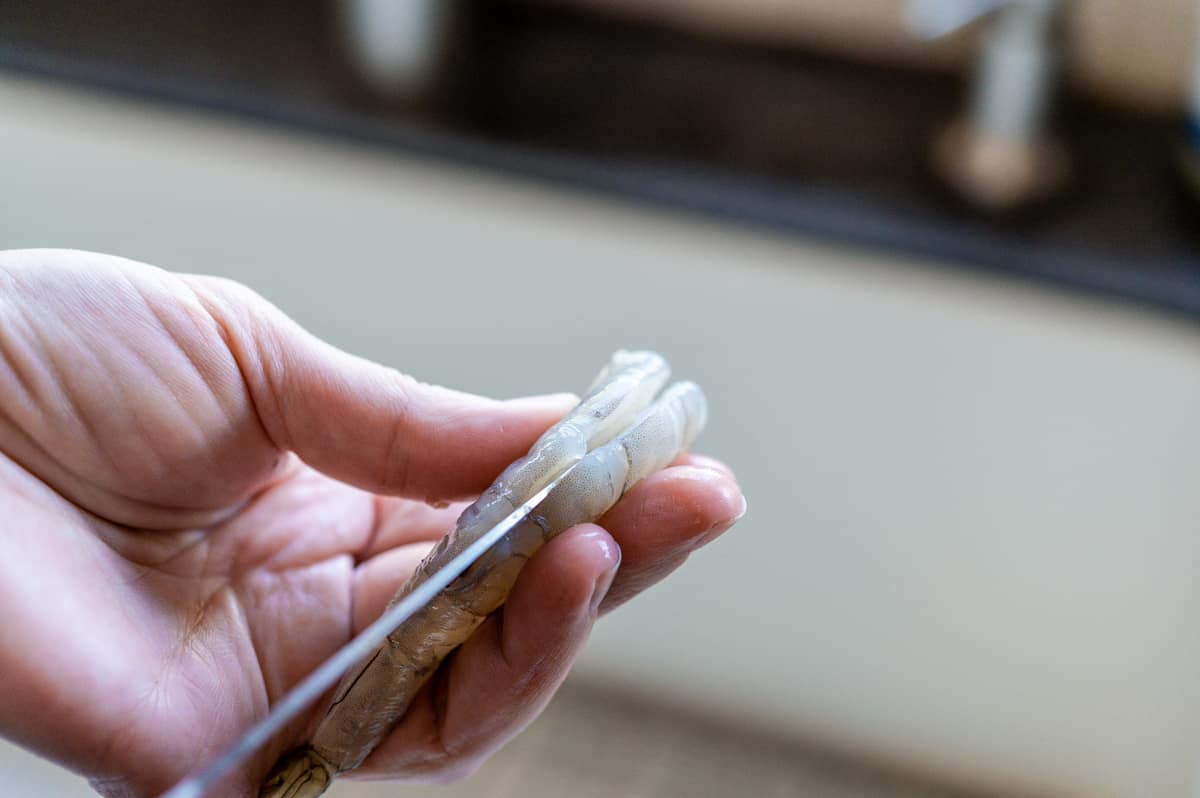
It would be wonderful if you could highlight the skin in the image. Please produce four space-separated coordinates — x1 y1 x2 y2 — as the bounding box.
0 250 745 798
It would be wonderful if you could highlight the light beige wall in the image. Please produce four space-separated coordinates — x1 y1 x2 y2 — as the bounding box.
565 0 1199 112
1 75 1199 796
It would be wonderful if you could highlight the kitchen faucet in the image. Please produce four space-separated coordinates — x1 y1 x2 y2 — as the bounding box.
908 0 1071 210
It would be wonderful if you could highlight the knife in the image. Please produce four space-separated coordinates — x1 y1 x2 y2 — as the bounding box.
159 473 569 798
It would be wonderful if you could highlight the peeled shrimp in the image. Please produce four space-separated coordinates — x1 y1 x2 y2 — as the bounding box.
259 351 707 797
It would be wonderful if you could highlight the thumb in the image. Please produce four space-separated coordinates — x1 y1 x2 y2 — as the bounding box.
187 275 575 501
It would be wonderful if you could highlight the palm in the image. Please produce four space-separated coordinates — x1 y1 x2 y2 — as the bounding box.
3 465 389 794
0 251 744 798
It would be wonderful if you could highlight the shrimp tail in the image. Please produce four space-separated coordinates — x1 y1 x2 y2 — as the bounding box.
258 746 334 798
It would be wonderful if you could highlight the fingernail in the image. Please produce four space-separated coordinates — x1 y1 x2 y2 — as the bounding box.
588 540 621 616
733 491 748 521
711 477 747 523
590 567 617 616
689 454 737 479
697 492 747 547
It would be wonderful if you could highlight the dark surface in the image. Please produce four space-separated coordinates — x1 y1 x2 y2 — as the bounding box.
2 0 1199 319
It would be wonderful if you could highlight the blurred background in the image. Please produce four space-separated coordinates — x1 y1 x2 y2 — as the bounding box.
2 1 1200 796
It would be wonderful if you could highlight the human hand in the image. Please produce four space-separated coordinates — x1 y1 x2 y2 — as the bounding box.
0 250 744 797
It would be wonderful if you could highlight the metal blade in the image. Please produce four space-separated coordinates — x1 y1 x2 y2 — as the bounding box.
159 474 567 798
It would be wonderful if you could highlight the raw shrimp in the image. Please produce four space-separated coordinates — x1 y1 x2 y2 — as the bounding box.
259 353 707 798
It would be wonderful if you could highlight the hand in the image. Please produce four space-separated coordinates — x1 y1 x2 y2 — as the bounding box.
0 250 745 797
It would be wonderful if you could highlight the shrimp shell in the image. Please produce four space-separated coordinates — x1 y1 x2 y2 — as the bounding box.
259 354 707 797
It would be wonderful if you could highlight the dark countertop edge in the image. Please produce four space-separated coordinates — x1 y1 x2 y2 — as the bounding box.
4 42 1200 326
